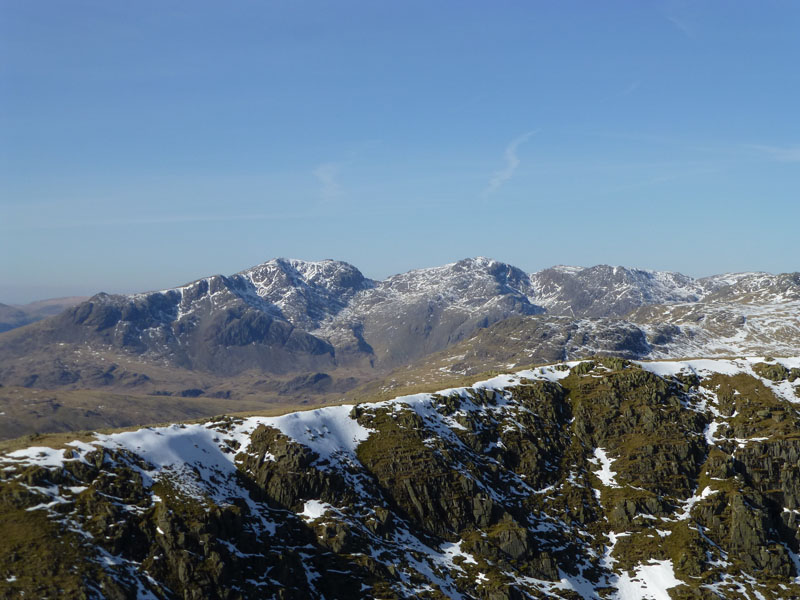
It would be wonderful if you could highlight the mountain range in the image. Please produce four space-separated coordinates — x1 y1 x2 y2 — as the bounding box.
1 257 799 439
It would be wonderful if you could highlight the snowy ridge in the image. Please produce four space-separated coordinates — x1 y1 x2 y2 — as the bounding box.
7 404 374 492
376 257 533 306
3 365 571 475
15 257 800 346
133 257 769 341
239 258 373 327
634 356 800 404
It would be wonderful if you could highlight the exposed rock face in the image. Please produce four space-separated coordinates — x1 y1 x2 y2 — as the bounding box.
3 357 800 598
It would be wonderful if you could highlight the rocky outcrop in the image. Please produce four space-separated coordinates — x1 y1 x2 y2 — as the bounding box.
3 357 800 598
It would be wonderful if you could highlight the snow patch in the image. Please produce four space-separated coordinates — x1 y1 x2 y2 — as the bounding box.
439 540 478 566
677 486 717 521
261 404 373 463
591 447 619 487
300 499 333 521
615 559 684 600
704 421 721 446
634 358 743 378
5 446 67 468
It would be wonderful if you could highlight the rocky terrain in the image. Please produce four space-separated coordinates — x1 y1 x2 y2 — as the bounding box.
1 257 800 439
3 356 800 598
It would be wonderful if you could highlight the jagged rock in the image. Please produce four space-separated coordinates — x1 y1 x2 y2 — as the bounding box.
2 357 800 598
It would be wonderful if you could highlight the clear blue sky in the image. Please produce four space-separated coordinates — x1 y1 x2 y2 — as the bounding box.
2 1 799 303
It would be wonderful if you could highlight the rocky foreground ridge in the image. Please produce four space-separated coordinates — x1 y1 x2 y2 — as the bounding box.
3 356 800 599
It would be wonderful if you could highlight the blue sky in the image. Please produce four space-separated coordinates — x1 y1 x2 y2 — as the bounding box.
2 1 799 302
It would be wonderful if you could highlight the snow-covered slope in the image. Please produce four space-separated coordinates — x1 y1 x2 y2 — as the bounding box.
367 257 537 315
629 296 800 359
702 271 800 304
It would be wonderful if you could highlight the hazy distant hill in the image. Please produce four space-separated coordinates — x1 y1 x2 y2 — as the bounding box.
0 296 87 333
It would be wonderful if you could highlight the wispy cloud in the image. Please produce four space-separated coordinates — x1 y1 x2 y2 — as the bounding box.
665 14 695 39
313 162 343 202
747 144 800 163
485 130 538 196
620 81 640 97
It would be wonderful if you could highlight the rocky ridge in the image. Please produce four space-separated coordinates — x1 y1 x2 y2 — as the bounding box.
3 357 800 598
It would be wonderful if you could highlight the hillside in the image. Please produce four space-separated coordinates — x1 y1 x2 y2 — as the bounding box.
2 357 800 598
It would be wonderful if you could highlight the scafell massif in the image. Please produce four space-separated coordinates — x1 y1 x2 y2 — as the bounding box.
3 258 799 381
4 357 800 598
1 257 800 439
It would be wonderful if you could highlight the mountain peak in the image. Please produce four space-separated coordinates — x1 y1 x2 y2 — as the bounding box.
239 258 372 328
243 256 365 279
455 256 497 268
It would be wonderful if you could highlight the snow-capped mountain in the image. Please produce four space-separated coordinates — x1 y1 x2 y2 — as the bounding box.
1 256 799 394
239 257 375 328
0 257 548 382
